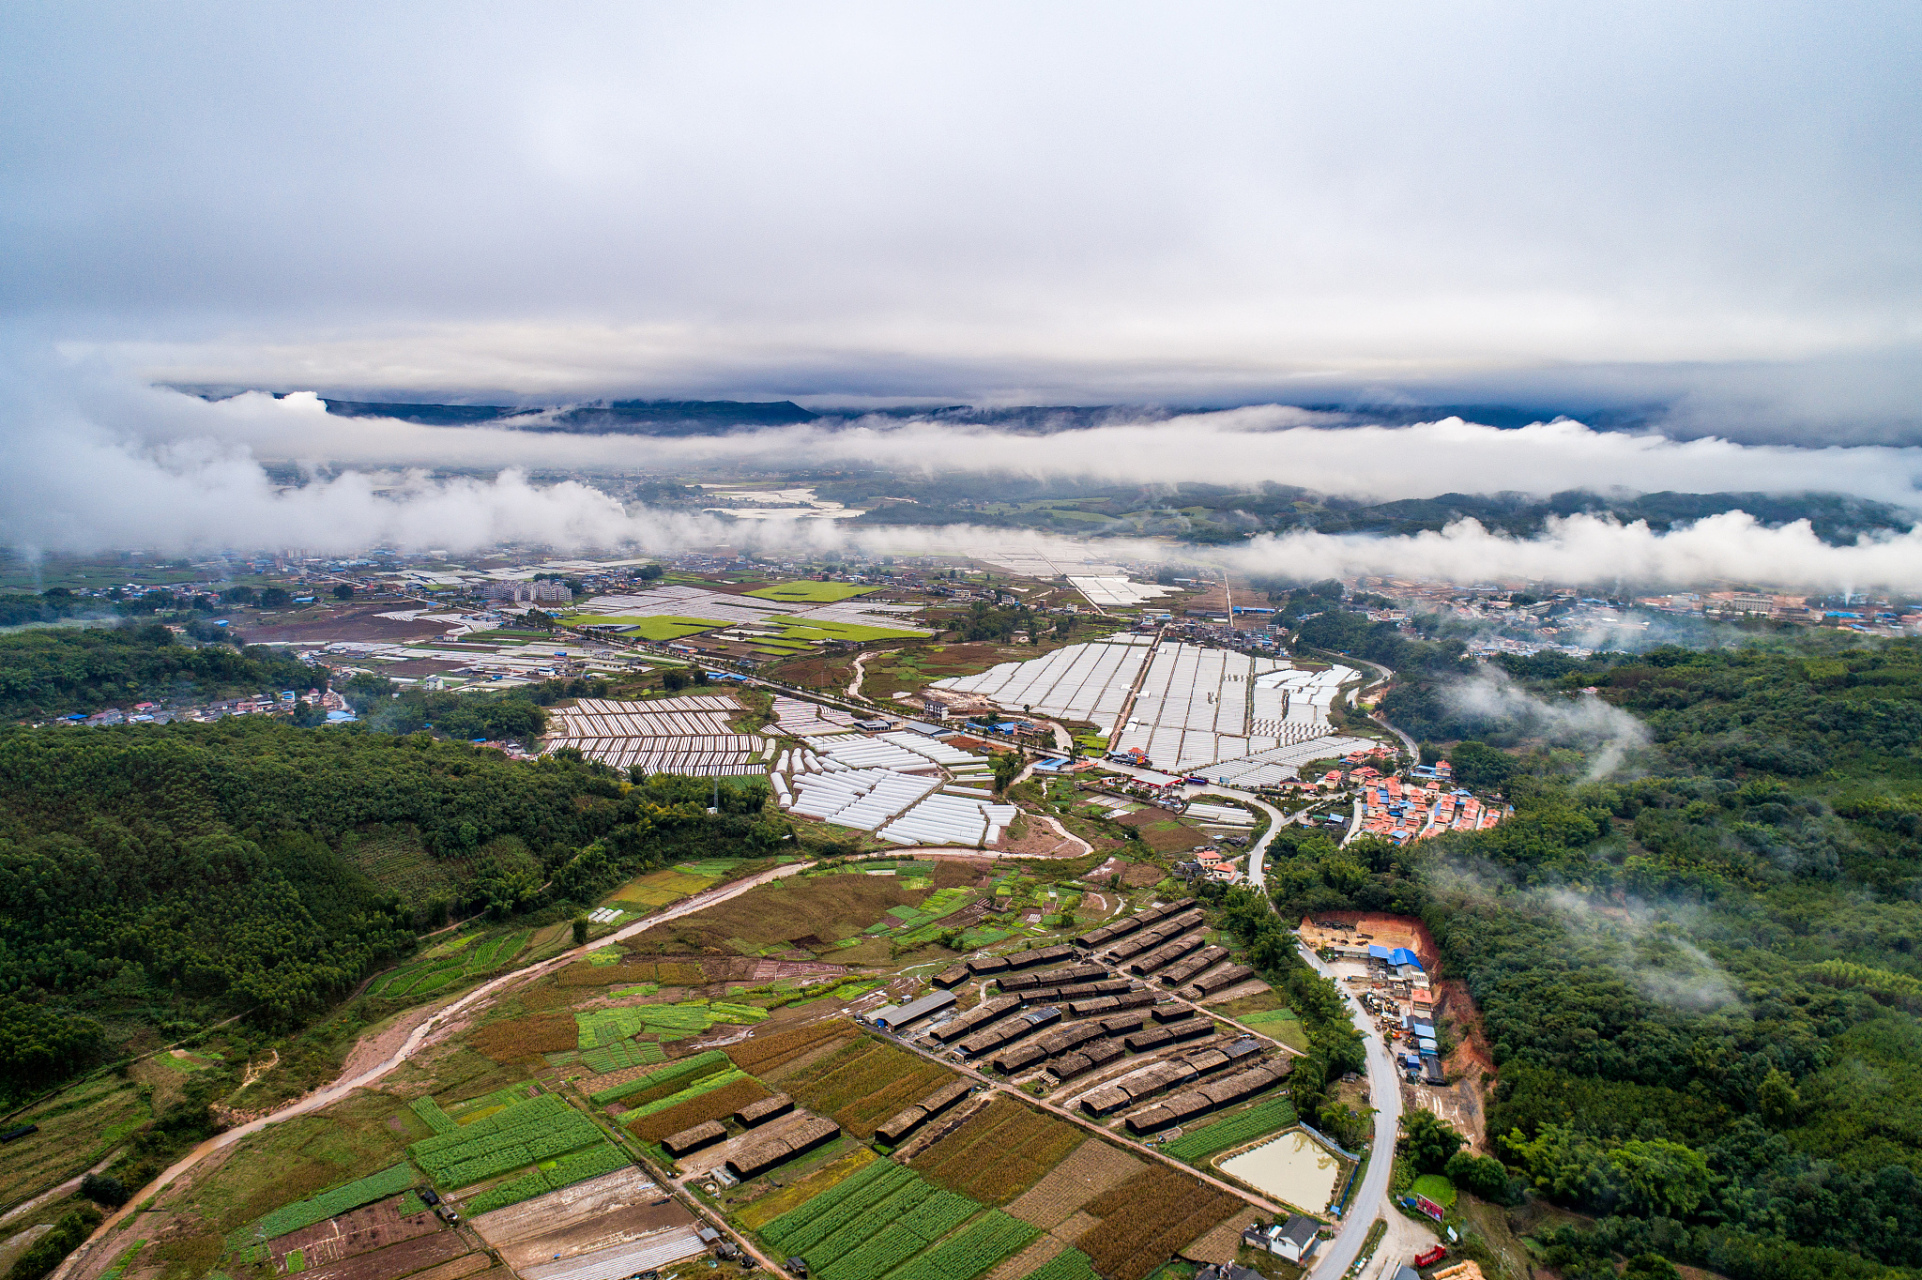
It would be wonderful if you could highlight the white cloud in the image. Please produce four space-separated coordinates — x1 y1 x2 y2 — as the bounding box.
2 4 1919 428
1444 671 1651 780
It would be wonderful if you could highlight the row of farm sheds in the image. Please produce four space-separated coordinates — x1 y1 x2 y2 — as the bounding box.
658 1091 844 1180
863 896 1289 1137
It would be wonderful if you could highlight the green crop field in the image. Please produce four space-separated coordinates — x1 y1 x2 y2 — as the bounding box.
409 1093 603 1188
1160 1097 1298 1161
563 614 728 639
770 618 923 642
232 1164 415 1244
461 1142 630 1215
589 1050 733 1104
756 1156 1031 1280
746 582 881 602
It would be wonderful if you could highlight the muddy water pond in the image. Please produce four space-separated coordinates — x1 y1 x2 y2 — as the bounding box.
1216 1128 1343 1210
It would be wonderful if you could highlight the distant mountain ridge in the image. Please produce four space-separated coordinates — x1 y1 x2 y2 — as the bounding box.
321 397 819 435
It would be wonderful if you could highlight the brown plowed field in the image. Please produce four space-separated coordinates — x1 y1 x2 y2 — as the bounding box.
395 1254 493 1280
267 1199 441 1270
294 1230 468 1280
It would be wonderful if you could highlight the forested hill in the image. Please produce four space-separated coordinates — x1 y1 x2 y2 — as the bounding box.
1267 639 1922 1280
0 717 772 1103
0 624 326 721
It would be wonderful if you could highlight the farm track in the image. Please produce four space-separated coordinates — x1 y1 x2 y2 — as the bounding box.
880 1025 1288 1219
49 860 815 1280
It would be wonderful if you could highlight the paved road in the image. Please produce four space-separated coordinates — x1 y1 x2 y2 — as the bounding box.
1299 948 1404 1279
1086 760 1292 888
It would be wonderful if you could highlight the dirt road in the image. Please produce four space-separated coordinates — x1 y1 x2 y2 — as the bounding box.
49 860 815 1280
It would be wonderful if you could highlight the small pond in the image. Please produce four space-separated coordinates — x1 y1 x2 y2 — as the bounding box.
1216 1127 1344 1210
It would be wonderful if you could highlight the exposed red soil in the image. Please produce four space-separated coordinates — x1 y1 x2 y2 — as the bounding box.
1297 910 1441 972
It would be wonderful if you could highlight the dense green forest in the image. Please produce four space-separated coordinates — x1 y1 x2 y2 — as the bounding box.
1267 639 1922 1278
0 624 325 721
0 717 775 1102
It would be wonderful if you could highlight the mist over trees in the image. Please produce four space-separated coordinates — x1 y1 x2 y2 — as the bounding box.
1267 639 1922 1277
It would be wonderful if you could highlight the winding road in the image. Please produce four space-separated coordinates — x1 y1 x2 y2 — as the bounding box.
1301 944 1405 1280
49 860 815 1280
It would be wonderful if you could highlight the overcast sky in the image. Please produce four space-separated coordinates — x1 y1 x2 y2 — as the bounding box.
4 2 1920 440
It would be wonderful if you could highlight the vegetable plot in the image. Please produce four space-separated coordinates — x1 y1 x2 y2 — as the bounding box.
409 1094 602 1188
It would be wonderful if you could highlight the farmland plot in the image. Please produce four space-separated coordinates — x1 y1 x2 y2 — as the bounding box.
1074 1165 1241 1280
625 1075 772 1143
909 1098 1085 1204
408 1094 603 1189
1005 1140 1145 1230
590 1050 732 1105
725 1019 860 1076
781 1035 953 1138
470 1013 576 1063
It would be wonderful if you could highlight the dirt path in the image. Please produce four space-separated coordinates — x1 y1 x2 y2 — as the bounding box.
50 860 816 1280
0 1151 119 1230
1029 812 1092 857
884 1015 1288 1218
846 650 878 699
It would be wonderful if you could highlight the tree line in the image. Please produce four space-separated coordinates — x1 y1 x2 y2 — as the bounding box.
1261 639 1922 1278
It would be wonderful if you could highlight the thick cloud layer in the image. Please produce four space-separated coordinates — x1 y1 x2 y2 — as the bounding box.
128 389 1922 508
8 370 1922 591
3 4 1920 432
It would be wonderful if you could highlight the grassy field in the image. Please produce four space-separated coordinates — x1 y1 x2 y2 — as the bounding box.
0 1074 150 1207
340 826 470 911
625 871 939 954
608 867 715 909
562 614 728 639
769 618 925 643
746 582 880 603
1412 1173 1457 1207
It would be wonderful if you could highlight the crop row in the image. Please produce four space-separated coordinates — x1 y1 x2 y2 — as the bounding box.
614 1068 749 1127
461 1140 631 1216
410 1095 604 1187
579 1037 667 1075
1079 1166 1242 1280
784 1038 950 1138
762 1158 914 1250
892 1190 979 1243
726 1018 859 1075
627 1078 770 1143
246 1163 416 1241
1022 1249 1101 1280
808 1184 934 1269
463 929 531 975
814 1222 926 1280
1161 1097 1298 1161
881 1209 1037 1280
590 1049 731 1104
909 1098 1083 1204
409 1097 457 1135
